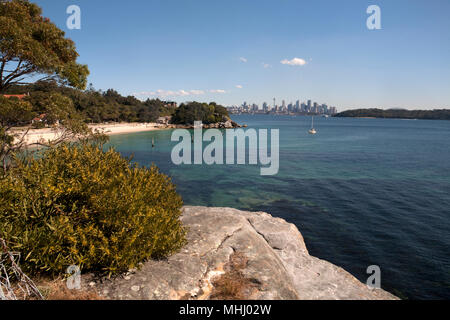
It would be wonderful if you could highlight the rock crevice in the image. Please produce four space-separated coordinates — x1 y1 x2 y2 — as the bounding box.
85 206 397 300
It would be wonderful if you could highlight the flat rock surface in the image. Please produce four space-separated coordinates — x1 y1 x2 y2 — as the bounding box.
84 206 398 300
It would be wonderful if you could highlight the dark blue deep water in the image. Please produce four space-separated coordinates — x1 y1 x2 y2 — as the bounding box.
107 115 450 300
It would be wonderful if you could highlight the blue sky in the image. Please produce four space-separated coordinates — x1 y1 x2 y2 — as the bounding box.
35 0 450 110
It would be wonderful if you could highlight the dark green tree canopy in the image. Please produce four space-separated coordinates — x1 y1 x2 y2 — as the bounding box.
4 80 178 124
0 0 89 92
172 102 230 125
334 108 450 120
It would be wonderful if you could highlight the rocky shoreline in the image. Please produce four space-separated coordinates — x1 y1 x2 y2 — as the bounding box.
81 206 398 300
166 120 245 129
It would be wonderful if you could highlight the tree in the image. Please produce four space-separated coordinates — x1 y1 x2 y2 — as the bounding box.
0 95 33 171
334 108 450 120
0 0 89 93
171 102 230 125
0 93 99 172
0 1 99 173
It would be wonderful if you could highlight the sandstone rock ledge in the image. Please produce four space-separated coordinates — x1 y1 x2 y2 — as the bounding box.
86 206 398 300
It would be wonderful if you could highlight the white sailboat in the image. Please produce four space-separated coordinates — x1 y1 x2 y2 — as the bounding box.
309 116 317 135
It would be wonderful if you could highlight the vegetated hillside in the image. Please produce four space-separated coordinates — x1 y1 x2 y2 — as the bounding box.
334 108 450 120
171 102 230 125
5 81 176 123
5 81 230 125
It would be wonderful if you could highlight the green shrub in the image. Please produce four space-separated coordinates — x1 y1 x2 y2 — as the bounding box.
0 144 186 276
171 101 230 125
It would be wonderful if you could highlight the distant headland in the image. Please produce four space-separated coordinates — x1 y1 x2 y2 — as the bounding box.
334 108 450 120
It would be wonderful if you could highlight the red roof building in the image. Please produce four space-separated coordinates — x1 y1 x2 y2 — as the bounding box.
2 94 28 99
32 114 47 123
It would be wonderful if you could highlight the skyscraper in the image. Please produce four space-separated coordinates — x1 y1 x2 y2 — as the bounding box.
313 102 318 113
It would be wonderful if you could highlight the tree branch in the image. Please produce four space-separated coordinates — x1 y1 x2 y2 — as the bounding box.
2 59 23 82
0 58 6 88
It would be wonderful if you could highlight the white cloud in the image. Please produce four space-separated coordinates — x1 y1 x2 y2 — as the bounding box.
134 89 205 98
239 57 248 63
280 57 307 66
262 63 272 69
235 85 243 89
134 88 229 98
189 90 206 95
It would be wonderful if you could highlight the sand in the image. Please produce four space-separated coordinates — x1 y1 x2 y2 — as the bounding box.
12 123 164 146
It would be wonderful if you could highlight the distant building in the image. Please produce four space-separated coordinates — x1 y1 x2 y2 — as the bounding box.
164 102 177 108
329 106 337 115
228 99 338 116
32 114 47 124
157 116 172 125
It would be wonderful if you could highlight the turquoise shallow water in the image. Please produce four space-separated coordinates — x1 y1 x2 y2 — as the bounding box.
107 115 450 299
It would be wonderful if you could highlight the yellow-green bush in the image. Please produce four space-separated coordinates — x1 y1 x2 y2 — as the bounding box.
0 144 186 276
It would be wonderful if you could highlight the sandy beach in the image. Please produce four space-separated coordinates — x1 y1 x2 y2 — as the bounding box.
90 122 162 136
12 123 164 146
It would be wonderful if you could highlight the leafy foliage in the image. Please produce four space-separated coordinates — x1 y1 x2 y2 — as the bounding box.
334 108 450 120
0 95 33 170
172 101 230 125
0 1 98 171
0 0 89 92
5 81 177 124
0 144 186 276
0 95 33 127
0 91 96 171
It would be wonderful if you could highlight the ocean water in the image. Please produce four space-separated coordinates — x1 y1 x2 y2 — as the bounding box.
107 115 450 300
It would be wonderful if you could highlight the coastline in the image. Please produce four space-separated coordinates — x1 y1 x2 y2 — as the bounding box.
13 120 243 146
12 122 165 146
90 122 164 136
80 206 398 300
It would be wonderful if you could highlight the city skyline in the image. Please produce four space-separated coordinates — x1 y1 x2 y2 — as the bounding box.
228 99 338 115
34 0 450 110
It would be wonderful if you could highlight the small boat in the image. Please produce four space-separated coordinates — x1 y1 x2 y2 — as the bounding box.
309 116 317 135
